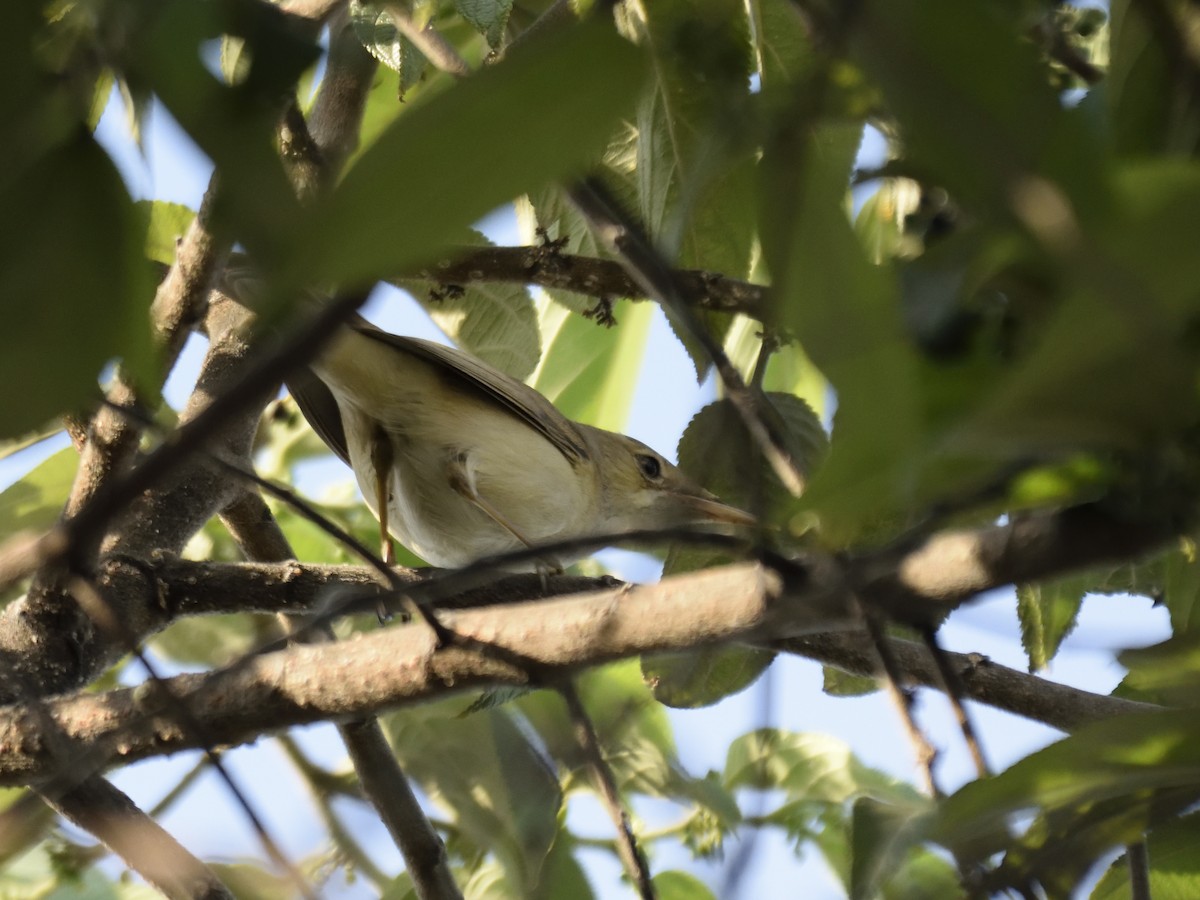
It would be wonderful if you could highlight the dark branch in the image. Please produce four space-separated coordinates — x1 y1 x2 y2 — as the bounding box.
409 245 769 319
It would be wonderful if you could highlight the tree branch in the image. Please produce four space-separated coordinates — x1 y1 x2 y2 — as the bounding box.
779 631 1157 733
406 244 768 318
45 778 234 900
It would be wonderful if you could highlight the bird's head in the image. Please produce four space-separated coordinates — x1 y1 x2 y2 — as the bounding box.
584 427 754 534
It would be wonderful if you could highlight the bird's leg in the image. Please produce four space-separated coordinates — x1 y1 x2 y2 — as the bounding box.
369 426 396 566
446 451 563 574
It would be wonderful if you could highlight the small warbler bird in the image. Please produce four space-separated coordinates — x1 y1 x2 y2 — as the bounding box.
289 316 753 569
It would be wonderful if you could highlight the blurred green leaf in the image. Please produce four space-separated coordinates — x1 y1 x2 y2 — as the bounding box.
384 702 561 894
822 666 878 698
0 427 65 463
725 730 924 808
676 392 826 523
653 871 717 900
0 134 155 436
517 662 677 794
760 121 920 545
849 796 935 900
291 20 647 288
747 0 815 92
1119 633 1200 708
643 646 774 709
125 0 318 257
140 200 197 266
0 448 76 544
1105 0 1197 156
530 829 594 900
150 613 264 668
851 0 1104 216
933 711 1200 877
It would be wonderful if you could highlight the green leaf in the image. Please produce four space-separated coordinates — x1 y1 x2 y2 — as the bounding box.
126 0 318 256
140 201 197 266
1105 1 1196 156
531 299 652 431
747 0 815 93
643 646 774 709
851 0 1103 216
457 0 513 48
675 392 827 525
531 830 594 900
290 21 647 288
724 729 924 808
0 426 65 463
653 871 717 900
1091 813 1200 900
849 796 934 900
517 183 619 316
879 847 962 900
149 614 261 668
759 121 920 545
0 448 77 545
349 1 430 94
384 702 562 894
933 711 1200 879
0 134 156 436
395 230 541 380
620 0 756 375
1163 536 1200 634
1016 575 1088 671
1119 633 1200 708
822 666 879 698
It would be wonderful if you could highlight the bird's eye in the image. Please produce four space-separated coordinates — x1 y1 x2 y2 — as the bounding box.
636 454 662 480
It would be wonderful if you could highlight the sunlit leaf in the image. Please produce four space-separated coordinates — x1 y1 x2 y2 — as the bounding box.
0 448 76 545
531 299 652 431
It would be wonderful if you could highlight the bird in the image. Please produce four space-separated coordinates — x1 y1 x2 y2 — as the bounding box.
287 315 753 570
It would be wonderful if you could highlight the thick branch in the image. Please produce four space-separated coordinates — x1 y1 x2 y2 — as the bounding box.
0 562 831 784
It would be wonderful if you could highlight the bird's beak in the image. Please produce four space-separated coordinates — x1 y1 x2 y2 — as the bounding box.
679 493 757 526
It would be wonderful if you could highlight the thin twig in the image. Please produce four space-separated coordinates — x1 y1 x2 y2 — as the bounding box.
219 492 463 900
383 2 470 77
919 625 990 778
277 735 390 888
567 178 806 497
856 599 940 797
0 288 374 592
560 683 656 900
46 777 235 900
1127 841 1151 900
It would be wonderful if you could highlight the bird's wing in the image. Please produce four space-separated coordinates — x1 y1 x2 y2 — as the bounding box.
287 366 352 466
348 317 592 467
